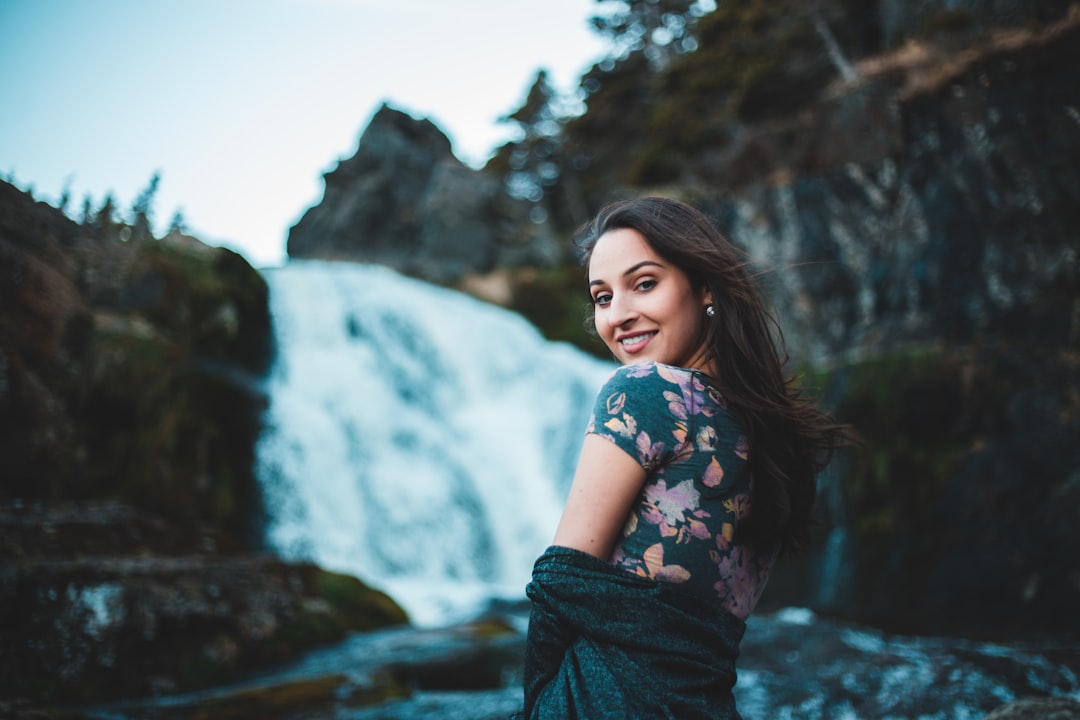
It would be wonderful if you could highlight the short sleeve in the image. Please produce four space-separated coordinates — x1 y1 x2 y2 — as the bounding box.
585 362 692 471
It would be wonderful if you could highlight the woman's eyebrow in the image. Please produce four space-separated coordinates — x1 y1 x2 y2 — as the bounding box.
622 260 664 276
590 260 665 287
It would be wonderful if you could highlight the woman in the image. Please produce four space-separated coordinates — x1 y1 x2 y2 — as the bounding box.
513 197 849 719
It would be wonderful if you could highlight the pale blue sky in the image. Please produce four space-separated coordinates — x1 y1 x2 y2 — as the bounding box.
0 0 607 266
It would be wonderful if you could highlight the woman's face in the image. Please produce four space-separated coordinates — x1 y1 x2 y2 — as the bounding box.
588 227 713 372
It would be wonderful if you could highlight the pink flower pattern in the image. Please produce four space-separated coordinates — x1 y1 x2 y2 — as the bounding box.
587 361 773 621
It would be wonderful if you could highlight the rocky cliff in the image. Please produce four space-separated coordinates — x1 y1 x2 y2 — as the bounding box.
693 10 1080 638
0 179 271 535
0 181 408 705
699 11 1079 365
287 103 559 284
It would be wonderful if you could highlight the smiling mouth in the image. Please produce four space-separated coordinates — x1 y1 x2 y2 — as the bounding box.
618 332 656 351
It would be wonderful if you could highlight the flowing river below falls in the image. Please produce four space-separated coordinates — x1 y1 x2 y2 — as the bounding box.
82 604 1079 719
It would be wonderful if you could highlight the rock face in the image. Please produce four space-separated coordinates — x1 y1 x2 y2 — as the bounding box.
703 13 1080 637
0 179 272 535
0 182 409 705
984 696 1080 720
287 104 552 283
707 13 1080 366
0 501 408 703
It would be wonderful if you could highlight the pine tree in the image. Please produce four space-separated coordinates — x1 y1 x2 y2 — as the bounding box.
167 208 187 234
58 176 73 215
590 0 709 68
498 69 563 211
487 68 595 232
131 170 161 240
94 193 117 231
80 195 93 225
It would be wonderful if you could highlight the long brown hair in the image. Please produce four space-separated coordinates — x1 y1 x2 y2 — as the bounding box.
577 196 850 555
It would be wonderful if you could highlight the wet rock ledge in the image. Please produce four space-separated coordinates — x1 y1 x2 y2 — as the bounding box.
0 500 409 705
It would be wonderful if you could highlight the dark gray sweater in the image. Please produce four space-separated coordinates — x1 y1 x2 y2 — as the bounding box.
511 545 746 719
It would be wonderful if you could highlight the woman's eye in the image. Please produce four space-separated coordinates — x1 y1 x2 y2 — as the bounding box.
636 279 657 291
592 293 612 306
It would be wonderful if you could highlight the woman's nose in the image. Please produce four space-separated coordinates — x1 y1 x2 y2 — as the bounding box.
606 294 637 327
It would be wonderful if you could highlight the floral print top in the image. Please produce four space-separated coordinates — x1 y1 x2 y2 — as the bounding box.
586 361 776 621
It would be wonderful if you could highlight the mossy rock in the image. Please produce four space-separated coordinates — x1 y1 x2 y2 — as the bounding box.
134 240 271 373
1 556 410 705
314 567 410 632
791 344 1080 636
813 347 978 543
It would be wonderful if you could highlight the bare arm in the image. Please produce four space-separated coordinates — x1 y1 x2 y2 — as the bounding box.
552 434 647 560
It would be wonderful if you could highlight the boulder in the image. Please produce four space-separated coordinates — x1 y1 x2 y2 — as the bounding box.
288 104 538 284
0 500 409 704
984 696 1080 719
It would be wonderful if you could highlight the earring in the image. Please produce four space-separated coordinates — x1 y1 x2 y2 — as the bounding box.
705 305 716 318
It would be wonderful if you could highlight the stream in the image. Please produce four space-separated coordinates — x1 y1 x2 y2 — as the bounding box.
83 604 1080 719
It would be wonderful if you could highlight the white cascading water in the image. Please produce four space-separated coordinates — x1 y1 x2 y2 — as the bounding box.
256 260 614 627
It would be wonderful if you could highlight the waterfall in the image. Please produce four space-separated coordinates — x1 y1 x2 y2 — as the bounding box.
255 260 613 627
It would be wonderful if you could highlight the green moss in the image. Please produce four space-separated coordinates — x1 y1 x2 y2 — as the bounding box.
140 238 227 296
189 676 350 720
316 568 409 631
280 605 345 648
56 239 271 544
465 617 517 638
135 675 353 720
814 347 980 544
135 240 271 372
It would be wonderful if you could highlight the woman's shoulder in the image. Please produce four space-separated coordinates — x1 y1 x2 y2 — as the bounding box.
603 361 698 385
602 362 716 396
599 362 725 411
599 362 731 418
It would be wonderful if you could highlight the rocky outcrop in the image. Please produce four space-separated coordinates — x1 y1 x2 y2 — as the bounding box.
287 104 555 284
984 696 1080 719
0 182 409 706
0 179 272 537
703 10 1080 365
702 12 1080 637
0 501 408 704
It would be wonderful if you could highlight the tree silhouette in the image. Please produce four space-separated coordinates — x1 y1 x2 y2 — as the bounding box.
94 193 118 231
167 208 187 234
58 175 73 215
488 68 600 232
130 170 161 240
590 0 710 68
499 69 562 207
80 195 93 225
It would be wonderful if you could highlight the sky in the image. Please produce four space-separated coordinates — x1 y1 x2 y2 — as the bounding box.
0 0 609 267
